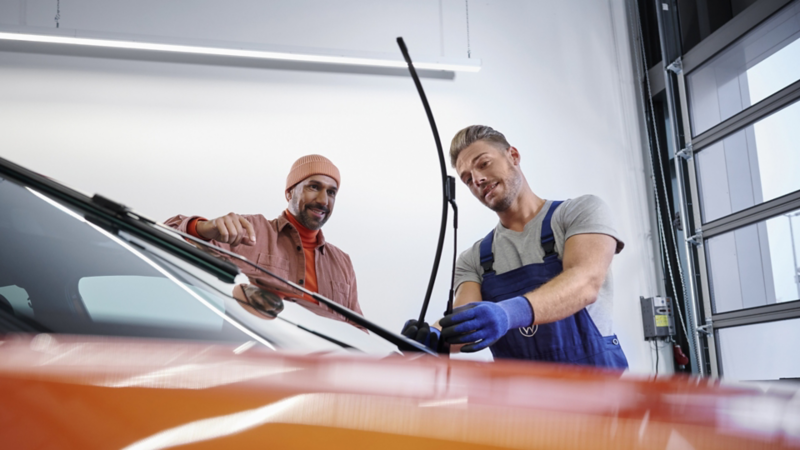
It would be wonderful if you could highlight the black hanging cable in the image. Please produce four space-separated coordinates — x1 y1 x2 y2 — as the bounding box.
396 37 458 330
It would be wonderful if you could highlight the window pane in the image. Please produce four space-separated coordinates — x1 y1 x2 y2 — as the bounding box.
706 209 800 313
718 318 800 381
687 0 800 136
79 276 224 330
695 100 800 223
0 285 33 319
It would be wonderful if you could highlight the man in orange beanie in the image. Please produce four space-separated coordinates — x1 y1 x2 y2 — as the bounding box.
164 155 364 328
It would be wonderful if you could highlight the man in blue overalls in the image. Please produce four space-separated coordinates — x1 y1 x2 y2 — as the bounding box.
403 125 628 368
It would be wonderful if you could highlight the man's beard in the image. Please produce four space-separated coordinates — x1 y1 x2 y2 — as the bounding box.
297 204 330 230
487 172 522 212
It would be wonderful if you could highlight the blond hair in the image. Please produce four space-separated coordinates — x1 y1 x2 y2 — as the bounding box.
449 125 511 168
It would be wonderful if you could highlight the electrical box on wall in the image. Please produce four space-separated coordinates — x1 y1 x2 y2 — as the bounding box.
640 296 676 340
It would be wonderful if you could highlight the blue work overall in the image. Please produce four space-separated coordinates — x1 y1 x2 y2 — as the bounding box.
479 201 628 368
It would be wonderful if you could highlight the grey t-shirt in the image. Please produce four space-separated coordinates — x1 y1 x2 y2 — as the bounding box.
454 195 624 336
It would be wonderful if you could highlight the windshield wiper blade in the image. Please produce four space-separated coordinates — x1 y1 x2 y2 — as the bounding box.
396 37 457 355
154 223 438 356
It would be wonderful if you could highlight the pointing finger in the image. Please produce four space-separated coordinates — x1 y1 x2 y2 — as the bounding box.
215 217 231 243
240 216 257 245
223 216 240 245
230 216 244 246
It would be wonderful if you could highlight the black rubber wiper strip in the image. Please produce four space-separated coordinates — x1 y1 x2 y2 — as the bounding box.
396 37 458 324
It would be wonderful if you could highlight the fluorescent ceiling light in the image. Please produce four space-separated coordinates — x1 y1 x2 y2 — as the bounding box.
0 31 481 73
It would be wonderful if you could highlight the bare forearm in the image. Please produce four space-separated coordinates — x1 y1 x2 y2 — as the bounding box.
194 219 215 239
525 267 601 325
525 233 616 324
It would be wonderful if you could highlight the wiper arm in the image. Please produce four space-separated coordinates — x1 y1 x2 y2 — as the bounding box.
396 37 456 324
153 223 438 356
396 37 458 355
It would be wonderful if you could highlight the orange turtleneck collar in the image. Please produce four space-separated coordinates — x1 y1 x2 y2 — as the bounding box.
285 210 320 248
285 210 320 303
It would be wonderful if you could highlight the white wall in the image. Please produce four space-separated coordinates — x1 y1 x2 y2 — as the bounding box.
0 0 671 373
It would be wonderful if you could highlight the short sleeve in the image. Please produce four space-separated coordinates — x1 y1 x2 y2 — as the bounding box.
454 243 483 289
559 195 625 253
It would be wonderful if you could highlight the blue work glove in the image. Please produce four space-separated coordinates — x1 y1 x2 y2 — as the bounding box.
440 296 534 352
401 319 440 351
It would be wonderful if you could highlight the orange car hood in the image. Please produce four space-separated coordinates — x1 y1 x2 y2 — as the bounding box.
1 334 798 449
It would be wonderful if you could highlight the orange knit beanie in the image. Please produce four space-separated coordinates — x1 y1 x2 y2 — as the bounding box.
285 155 341 192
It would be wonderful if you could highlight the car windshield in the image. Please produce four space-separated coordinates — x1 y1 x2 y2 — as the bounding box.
0 174 397 356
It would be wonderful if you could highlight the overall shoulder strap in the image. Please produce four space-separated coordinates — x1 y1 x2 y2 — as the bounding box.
541 201 564 259
479 229 496 274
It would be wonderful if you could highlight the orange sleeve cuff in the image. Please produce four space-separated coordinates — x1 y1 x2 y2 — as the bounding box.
187 217 209 240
